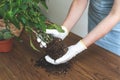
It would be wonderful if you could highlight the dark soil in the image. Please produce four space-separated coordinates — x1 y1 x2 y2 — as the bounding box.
45 38 68 59
35 38 72 75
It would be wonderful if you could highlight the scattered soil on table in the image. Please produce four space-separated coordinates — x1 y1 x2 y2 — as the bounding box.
35 56 72 75
35 38 72 75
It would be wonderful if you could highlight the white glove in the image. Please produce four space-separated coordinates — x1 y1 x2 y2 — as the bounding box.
46 26 69 40
37 26 68 48
45 40 87 65
37 36 47 48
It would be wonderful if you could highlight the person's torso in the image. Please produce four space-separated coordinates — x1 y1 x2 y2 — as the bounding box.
89 0 114 21
88 0 120 55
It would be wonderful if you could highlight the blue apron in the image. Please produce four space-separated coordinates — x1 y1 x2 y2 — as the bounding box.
88 0 120 56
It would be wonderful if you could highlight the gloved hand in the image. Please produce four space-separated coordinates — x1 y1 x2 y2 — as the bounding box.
37 26 69 48
37 35 47 48
46 26 69 40
45 40 87 65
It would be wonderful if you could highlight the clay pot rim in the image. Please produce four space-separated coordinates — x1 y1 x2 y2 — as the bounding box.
0 38 13 44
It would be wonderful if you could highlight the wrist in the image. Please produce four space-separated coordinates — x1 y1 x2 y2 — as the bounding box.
61 26 69 34
61 26 69 39
79 40 87 49
81 38 91 47
73 40 87 54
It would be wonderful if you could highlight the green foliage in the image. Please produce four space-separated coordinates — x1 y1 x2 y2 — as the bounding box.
47 24 64 32
0 32 3 40
0 0 47 31
0 29 13 40
0 0 64 51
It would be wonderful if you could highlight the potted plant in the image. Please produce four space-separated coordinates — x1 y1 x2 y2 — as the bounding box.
0 25 13 52
0 0 66 54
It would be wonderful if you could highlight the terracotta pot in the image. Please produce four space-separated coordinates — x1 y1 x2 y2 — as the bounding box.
0 39 13 52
